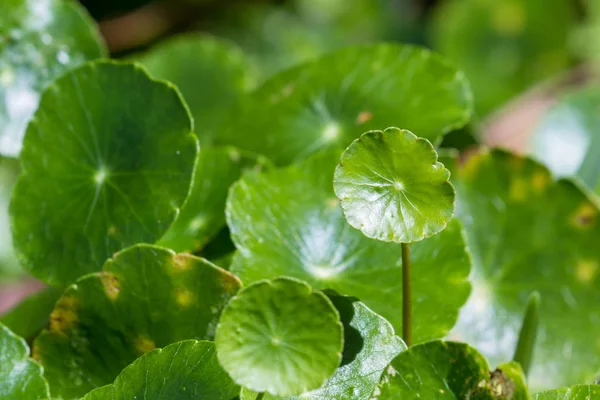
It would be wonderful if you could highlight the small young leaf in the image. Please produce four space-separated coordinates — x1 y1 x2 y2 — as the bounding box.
334 127 455 243
219 44 472 165
1 286 61 339
376 341 529 399
159 146 270 253
9 61 198 285
81 340 239 400
0 0 106 157
227 149 471 342
135 34 256 145
34 244 241 399
240 292 406 400
447 149 600 389
534 385 600 400
529 87 600 193
215 277 344 396
0 323 50 400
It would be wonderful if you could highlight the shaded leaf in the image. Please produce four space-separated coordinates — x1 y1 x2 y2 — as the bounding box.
135 34 256 145
216 277 343 396
334 127 454 243
9 61 198 285
219 44 472 165
240 292 406 400
376 341 529 399
447 149 600 389
227 149 471 342
0 0 106 156
0 323 49 399
34 244 241 399
159 146 270 253
81 340 239 400
1 286 61 339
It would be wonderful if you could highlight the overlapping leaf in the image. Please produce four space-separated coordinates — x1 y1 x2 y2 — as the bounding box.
135 34 256 145
10 61 198 285
240 292 406 400
0 323 49 399
216 277 343 396
33 244 241 399
219 44 472 165
0 0 106 156
1 287 61 339
81 340 239 400
227 149 471 341
447 149 600 389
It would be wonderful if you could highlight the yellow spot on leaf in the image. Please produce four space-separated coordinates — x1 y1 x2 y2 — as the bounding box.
570 202 598 229
509 177 528 202
172 253 193 271
176 288 194 307
531 170 549 193
134 336 156 355
576 259 598 283
356 111 373 125
492 1 526 37
221 274 241 293
49 296 79 333
458 151 487 179
101 272 120 301
107 225 118 236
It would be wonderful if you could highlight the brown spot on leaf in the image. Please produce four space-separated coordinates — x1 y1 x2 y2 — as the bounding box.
49 295 79 333
356 111 373 125
570 202 598 229
134 336 156 355
101 272 120 300
172 253 193 271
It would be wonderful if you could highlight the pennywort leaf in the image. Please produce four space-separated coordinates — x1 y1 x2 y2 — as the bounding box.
534 385 600 400
9 61 198 285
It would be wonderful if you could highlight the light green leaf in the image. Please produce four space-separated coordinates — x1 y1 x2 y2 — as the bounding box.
0 0 106 157
9 61 198 285
227 149 471 342
431 0 576 115
376 341 529 399
0 323 50 399
1 286 61 339
159 146 270 253
135 34 256 145
534 385 600 400
334 127 454 243
240 292 406 400
447 149 600 390
81 340 239 400
219 44 472 165
215 277 343 396
529 86 600 193
33 244 241 399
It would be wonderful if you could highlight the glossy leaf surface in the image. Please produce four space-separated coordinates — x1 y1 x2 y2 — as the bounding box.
0 0 106 156
448 149 600 389
135 34 256 145
334 127 454 243
34 244 241 399
81 340 239 400
240 292 406 400
228 150 471 341
216 277 343 396
0 323 49 399
219 44 472 165
376 341 529 399
10 61 198 285
159 146 269 253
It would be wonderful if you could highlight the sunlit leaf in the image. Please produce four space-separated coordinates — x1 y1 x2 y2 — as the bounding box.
534 385 600 400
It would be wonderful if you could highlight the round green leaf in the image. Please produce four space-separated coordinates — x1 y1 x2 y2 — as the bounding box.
0 0 106 157
377 341 529 399
447 149 600 390
227 149 471 342
135 34 256 145
159 146 270 253
534 385 600 400
215 277 344 396
81 340 239 400
240 292 406 400
334 127 455 243
9 61 198 285
529 86 600 193
0 323 49 399
219 44 472 165
33 244 241 399
431 0 576 115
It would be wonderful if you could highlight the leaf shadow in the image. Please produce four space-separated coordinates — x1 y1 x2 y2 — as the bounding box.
322 289 364 367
